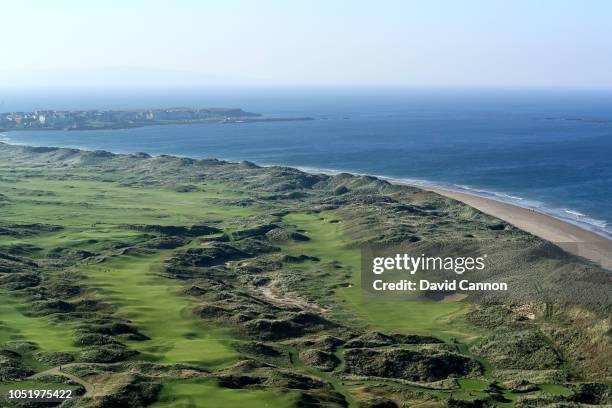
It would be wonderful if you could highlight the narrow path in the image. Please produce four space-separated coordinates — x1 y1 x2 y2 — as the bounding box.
30 364 94 395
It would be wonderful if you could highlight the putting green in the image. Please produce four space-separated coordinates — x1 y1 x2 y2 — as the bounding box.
150 378 299 408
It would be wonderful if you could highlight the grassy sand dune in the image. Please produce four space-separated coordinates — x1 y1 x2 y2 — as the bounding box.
0 143 609 407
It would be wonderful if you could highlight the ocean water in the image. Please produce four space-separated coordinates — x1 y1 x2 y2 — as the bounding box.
1 87 611 238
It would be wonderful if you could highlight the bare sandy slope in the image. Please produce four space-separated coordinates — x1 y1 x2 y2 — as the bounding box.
417 186 611 270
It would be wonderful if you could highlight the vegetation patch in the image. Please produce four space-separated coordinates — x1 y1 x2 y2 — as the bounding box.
471 330 563 370
0 143 609 407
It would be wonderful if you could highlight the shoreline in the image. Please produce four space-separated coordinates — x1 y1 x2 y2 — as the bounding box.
296 166 612 268
423 186 607 243
0 116 314 133
294 165 611 241
403 184 612 270
2 140 610 266
4 131 610 240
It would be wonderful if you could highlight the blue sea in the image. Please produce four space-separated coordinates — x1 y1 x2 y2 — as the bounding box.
1 87 611 238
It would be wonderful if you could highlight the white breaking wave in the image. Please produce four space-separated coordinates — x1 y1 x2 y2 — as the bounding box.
557 209 608 231
453 184 525 201
564 209 586 217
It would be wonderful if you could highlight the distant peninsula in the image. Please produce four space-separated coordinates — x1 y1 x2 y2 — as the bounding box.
0 107 314 131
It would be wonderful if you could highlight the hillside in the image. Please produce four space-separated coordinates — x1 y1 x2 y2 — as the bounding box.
0 142 610 407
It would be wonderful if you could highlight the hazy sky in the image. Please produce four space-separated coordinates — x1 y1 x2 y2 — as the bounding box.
3 0 612 88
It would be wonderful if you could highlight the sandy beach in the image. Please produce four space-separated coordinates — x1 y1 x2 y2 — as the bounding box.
304 168 612 268
427 187 605 243
423 186 612 270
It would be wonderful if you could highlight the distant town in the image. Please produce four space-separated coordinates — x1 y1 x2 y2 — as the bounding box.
0 108 313 131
